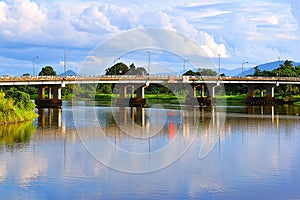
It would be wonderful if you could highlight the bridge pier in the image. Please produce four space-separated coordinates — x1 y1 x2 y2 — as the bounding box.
116 84 147 107
245 84 276 105
35 84 63 108
186 83 217 106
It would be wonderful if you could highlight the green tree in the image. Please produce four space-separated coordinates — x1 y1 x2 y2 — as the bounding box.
39 66 56 76
198 68 218 76
127 63 148 75
183 70 196 76
4 88 36 111
105 62 129 75
253 66 260 76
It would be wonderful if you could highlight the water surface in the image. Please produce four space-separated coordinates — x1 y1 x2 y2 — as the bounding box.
0 103 300 199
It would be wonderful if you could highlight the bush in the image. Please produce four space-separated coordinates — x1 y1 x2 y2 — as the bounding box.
0 90 37 124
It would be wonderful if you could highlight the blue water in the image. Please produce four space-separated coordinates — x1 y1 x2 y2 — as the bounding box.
0 103 300 199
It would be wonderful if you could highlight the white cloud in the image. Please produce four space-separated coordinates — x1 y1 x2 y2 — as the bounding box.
0 0 47 42
0 0 299 75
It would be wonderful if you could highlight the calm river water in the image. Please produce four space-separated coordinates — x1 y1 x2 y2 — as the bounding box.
1 102 300 199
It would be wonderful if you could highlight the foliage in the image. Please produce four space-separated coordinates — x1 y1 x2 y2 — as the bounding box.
97 83 112 94
183 68 217 76
105 62 129 75
253 60 300 77
105 62 148 75
0 90 37 124
39 66 57 76
4 88 36 111
253 60 300 96
0 86 37 99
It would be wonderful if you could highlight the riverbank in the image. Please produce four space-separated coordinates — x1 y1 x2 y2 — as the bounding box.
0 90 38 125
56 93 300 106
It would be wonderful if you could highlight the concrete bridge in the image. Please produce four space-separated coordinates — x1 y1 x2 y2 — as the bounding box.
1 75 300 107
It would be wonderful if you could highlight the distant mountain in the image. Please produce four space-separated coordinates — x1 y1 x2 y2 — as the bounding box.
224 61 300 76
220 68 244 76
58 70 77 76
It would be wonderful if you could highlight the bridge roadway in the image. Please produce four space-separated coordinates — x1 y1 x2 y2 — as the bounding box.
1 75 300 85
1 75 300 107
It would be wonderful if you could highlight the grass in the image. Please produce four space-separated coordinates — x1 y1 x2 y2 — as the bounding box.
215 94 247 106
64 92 300 106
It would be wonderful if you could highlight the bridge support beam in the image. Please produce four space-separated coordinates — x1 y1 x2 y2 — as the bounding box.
35 84 63 108
116 84 146 107
186 83 217 106
265 85 275 98
245 84 276 105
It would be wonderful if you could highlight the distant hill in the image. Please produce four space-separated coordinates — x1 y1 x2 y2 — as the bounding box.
224 61 300 76
58 70 77 76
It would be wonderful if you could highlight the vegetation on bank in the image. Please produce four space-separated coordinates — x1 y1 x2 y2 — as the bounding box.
0 89 38 124
0 121 35 149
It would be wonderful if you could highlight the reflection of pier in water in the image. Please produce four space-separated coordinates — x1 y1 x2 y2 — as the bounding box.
31 105 298 163
38 108 63 128
35 106 288 138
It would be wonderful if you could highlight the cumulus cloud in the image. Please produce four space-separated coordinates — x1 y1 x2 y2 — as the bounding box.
0 0 47 42
0 0 299 75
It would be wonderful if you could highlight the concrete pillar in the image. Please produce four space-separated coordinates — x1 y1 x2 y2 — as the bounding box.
52 86 62 100
119 85 127 98
136 85 147 98
48 87 52 99
38 87 45 99
266 85 275 98
260 89 264 97
201 84 205 98
247 86 255 97
206 84 217 98
136 86 143 98
131 85 135 97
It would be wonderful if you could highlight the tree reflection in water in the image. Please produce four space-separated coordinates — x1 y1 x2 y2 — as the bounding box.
0 121 35 150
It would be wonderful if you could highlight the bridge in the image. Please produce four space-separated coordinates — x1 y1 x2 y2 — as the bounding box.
1 75 300 108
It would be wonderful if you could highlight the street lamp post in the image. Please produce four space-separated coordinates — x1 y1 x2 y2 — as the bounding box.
147 51 150 76
114 57 120 75
242 62 248 76
32 56 39 76
183 59 189 73
278 56 280 78
64 49 66 77
218 54 221 77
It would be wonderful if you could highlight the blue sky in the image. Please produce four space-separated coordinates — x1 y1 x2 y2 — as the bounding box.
0 0 299 75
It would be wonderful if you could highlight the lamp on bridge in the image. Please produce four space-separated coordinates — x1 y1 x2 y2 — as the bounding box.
278 56 280 78
32 56 39 76
242 62 248 76
147 50 151 76
218 54 221 77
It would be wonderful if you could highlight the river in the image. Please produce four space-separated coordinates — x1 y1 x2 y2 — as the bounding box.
0 102 300 199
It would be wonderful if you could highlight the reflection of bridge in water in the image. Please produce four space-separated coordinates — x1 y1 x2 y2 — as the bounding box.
35 105 288 136
32 105 292 159
1 76 300 108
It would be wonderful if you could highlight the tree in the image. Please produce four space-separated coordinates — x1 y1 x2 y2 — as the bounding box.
197 68 218 76
183 70 196 76
105 62 129 75
4 88 36 110
39 66 56 76
253 66 260 76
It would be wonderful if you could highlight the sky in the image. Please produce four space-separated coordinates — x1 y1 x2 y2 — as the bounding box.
0 0 299 75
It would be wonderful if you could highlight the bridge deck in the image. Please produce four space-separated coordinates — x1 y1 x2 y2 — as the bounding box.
1 75 300 86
